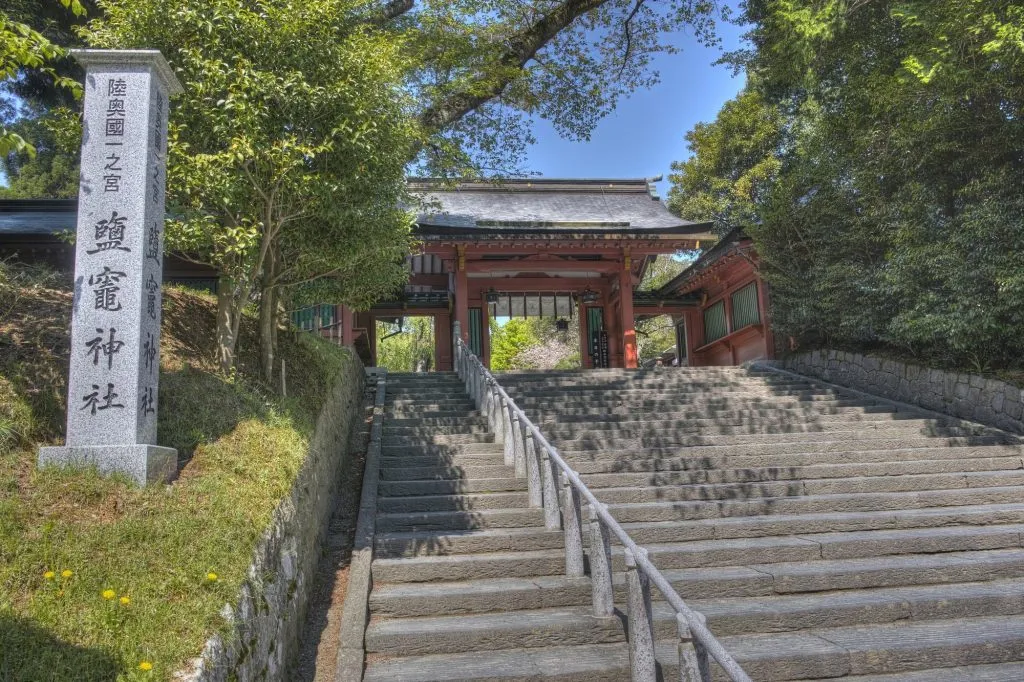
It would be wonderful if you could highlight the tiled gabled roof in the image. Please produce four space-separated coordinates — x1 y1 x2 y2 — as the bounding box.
409 178 713 234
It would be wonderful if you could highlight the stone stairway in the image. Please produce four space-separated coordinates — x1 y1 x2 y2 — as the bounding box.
361 368 1024 681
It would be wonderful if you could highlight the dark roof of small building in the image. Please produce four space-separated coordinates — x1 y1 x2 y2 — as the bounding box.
657 227 753 295
0 199 77 235
409 178 713 235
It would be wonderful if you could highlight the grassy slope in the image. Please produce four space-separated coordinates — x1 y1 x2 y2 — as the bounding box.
0 264 350 681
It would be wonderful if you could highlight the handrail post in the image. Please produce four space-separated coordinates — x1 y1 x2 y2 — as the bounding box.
453 322 461 378
489 385 504 444
481 377 493 426
524 426 542 508
540 443 562 530
677 612 711 682
588 504 614 617
626 548 657 682
511 411 526 478
561 477 585 577
501 397 515 467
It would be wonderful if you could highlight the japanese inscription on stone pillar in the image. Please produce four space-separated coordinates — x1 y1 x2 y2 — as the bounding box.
39 50 183 485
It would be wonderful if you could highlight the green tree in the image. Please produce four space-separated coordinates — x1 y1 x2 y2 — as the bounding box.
672 0 1024 368
86 0 418 380
0 106 79 198
635 253 693 362
14 0 737 381
377 317 435 371
0 0 83 158
489 318 539 370
666 87 783 234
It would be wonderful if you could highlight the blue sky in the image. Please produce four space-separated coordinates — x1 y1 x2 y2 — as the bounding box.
523 19 748 198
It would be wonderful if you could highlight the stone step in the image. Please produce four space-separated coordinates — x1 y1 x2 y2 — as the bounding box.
605 485 1024 523
380 443 504 456
369 548 1024 617
387 409 482 419
496 368 754 378
387 384 467 393
378 464 512 481
384 425 491 436
554 431 1009 452
583 470 1024 504
382 433 495 446
536 404 902 422
386 416 490 427
378 452 1023 477
557 430 1003 450
564 445 1024 472
575 441 1024 462
374 504 1024 558
362 615 1024 681
520 398 879 416
385 399 477 409
543 420 979 440
500 374 801 387
370 523 1024 583
505 381 826 396
575 456 1024 487
375 507 545 532
510 387 854 403
377 445 1024 481
378 477 526 496
365 578 1024 656
825 662 1024 681
539 410 931 429
376 470 1024 513
377 491 530 513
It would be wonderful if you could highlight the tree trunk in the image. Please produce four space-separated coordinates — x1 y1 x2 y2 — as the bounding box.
259 243 280 386
216 276 240 374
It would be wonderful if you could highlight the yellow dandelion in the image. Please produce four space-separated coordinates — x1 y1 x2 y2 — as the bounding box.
102 589 116 600
138 661 153 671
43 571 55 580
206 572 218 582
61 570 73 578
119 595 131 605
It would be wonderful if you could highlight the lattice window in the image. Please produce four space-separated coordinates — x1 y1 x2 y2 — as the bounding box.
730 281 760 330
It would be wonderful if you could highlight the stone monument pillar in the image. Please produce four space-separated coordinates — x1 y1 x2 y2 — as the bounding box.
39 50 183 485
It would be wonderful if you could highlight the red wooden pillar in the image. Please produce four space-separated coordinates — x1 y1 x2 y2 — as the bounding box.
436 312 453 371
482 300 492 368
619 266 638 369
578 296 591 369
454 246 469 342
602 287 621 368
758 276 775 359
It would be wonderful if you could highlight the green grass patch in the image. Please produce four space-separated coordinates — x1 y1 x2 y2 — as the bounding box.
0 263 351 680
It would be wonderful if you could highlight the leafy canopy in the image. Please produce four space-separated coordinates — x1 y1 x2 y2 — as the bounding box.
84 0 419 309
669 0 1024 369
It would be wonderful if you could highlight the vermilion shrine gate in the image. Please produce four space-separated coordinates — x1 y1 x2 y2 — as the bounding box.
336 178 717 371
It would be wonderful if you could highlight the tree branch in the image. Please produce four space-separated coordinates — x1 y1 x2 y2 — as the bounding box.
366 0 415 26
616 0 645 79
417 0 607 134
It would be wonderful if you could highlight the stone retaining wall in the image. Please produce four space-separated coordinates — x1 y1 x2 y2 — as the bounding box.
781 350 1024 434
175 352 365 681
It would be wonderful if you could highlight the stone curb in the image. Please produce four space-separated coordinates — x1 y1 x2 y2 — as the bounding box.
335 370 387 681
750 362 1024 445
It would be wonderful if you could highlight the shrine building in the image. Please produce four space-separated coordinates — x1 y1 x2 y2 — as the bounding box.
0 181 776 370
335 178 717 371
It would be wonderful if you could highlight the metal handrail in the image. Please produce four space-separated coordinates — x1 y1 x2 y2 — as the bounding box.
451 324 752 682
